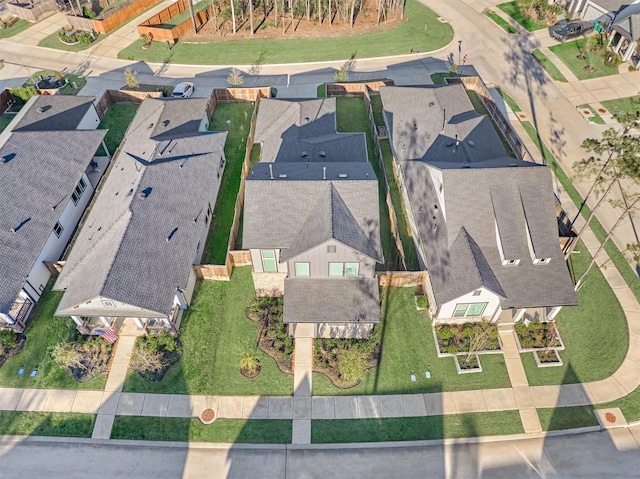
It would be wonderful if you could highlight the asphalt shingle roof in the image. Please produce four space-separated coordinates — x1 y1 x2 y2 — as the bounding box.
283 277 380 324
9 95 98 133
243 162 382 262
0 126 106 314
55 98 227 317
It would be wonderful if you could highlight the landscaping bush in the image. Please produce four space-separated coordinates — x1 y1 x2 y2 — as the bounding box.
130 332 181 382
435 322 501 355
514 321 561 350
82 6 96 19
239 351 261 377
50 336 113 382
0 331 18 352
9 85 37 105
246 297 293 373
415 295 428 310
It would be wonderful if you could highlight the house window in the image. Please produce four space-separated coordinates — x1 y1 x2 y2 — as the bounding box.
327 245 337 253
453 302 487 317
329 262 343 277
71 178 87 205
53 222 63 238
261 250 277 273
295 262 310 277
344 263 359 277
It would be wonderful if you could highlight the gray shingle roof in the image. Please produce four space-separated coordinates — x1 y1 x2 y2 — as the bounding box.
283 277 380 324
12 95 97 132
379 85 511 166
243 162 382 262
0 129 106 314
253 98 367 163
403 161 578 309
55 98 227 317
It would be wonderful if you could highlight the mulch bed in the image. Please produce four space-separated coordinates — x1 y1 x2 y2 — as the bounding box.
68 337 115 382
0 333 26 370
130 337 182 383
246 297 293 375
515 322 560 349
313 338 381 389
435 322 501 355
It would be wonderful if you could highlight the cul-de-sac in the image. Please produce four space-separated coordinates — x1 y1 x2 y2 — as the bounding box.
0 0 640 476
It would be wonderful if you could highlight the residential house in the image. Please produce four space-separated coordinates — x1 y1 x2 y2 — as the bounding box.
566 0 640 66
380 84 578 324
243 98 382 338
54 98 227 335
0 95 106 332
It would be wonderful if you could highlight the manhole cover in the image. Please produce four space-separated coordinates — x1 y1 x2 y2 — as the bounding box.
598 108 607 113
583 110 591 115
200 408 216 424
605 412 617 423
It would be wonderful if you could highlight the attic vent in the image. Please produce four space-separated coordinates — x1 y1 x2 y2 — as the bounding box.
429 101 435 107
148 123 154 129
278 174 288 178
509 163 517 167
166 227 178 242
338 173 348 178
305 116 310 122
462 165 471 168
11 217 30 234
2 153 16 164
319 151 326 157
301 151 309 158
468 140 475 147
446 140 455 147
162 119 170 127
140 187 152 198
127 188 134 196
37 105 51 113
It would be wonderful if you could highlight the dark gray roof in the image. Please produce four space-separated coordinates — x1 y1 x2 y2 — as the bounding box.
612 3 640 38
283 277 380 324
379 85 512 167
403 161 578 309
243 162 382 262
0 129 106 315
253 98 367 163
55 98 227 317
11 95 97 132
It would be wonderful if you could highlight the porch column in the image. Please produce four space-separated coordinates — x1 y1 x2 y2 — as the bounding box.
71 315 83 326
623 42 637 61
614 37 625 53
133 317 144 329
547 306 562 321
0 312 15 325
99 316 109 326
513 308 526 323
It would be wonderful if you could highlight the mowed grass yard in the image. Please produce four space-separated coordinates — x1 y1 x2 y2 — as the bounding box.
95 103 140 156
497 1 548 31
123 267 293 395
336 97 400 270
118 0 452 64
202 102 254 265
0 282 107 390
313 286 512 395
549 38 620 80
601 96 640 116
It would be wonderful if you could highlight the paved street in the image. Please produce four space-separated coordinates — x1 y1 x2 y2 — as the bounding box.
1 425 639 478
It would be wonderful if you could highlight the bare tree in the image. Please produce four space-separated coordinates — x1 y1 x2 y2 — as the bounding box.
227 67 245 86
124 67 139 89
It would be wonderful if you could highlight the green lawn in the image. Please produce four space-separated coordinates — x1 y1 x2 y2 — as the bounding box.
0 282 107 390
370 95 385 127
123 267 293 395
484 9 518 34
95 103 140 156
538 406 599 431
532 49 568 82
0 18 31 39
313 286 512 395
202 102 255 264
38 30 104 52
0 114 13 133
578 104 605 124
549 38 619 80
0 411 95 437
495 87 521 112
597 385 640 422
379 138 420 271
601 96 640 117
111 417 292 443
336 97 400 270
317 84 326 98
23 70 87 95
497 2 548 31
119 0 453 64
311 411 523 443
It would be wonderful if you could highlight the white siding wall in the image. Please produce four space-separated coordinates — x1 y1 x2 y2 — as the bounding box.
78 106 101 130
287 240 376 278
436 287 501 321
198 113 208 132
71 295 163 318
22 172 94 302
184 267 198 306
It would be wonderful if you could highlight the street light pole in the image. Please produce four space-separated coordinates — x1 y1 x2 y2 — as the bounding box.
458 40 462 66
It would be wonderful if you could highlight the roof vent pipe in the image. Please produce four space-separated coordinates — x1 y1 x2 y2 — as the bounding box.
323 166 326 180
269 164 273 180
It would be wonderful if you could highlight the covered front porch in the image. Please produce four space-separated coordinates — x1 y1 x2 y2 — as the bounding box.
70 305 182 337
497 306 563 325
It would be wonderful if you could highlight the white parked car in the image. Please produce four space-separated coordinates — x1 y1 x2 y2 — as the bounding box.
172 82 194 98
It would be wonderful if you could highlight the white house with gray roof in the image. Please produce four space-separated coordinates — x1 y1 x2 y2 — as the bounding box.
380 84 578 324
0 95 106 332
54 98 227 335
244 98 382 338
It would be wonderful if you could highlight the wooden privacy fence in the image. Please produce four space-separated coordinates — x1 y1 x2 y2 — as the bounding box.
137 0 211 43
94 89 162 119
7 0 56 22
376 271 427 288
66 0 162 34
326 80 393 97
0 89 13 114
195 251 252 280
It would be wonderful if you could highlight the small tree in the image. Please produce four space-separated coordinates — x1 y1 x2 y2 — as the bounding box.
124 67 139 90
334 53 357 82
240 351 260 375
463 322 492 365
227 68 245 87
9 85 38 105
130 341 168 376
51 342 86 371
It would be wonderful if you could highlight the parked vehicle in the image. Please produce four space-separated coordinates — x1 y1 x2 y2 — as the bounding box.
171 82 194 98
549 19 594 42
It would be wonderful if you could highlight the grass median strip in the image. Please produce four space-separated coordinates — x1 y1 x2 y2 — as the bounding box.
596 385 640 422
532 49 567 82
537 406 599 431
484 10 518 34
311 411 523 443
111 417 292 443
0 411 95 437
